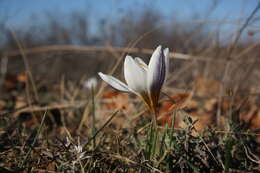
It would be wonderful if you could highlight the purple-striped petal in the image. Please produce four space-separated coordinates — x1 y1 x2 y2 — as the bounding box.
147 45 167 110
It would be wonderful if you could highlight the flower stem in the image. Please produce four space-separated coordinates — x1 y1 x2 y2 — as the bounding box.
151 108 158 129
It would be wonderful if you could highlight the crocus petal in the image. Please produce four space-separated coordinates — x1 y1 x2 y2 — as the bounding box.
98 72 133 93
147 45 166 110
134 57 148 70
124 55 147 93
163 48 169 82
147 45 166 91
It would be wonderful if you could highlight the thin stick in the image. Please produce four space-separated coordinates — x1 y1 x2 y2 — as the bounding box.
0 101 87 117
19 110 48 168
9 30 39 102
216 3 260 127
6 44 260 64
91 86 96 148
83 110 119 148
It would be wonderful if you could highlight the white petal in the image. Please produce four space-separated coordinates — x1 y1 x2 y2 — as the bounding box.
134 57 148 70
147 45 166 91
124 56 147 93
98 72 133 93
147 45 166 107
163 48 169 82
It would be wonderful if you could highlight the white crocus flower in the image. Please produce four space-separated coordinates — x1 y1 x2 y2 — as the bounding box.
98 45 169 115
83 77 97 89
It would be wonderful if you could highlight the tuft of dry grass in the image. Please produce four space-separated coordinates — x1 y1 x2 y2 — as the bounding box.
0 74 259 172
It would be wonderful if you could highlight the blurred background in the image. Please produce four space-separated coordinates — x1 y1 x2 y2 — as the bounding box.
0 0 260 91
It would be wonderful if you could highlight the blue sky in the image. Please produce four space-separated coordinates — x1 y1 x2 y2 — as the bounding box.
1 0 260 40
2 0 259 20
